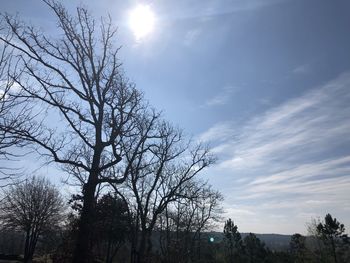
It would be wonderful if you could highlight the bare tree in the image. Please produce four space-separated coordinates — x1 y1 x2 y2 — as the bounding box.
306 217 326 261
0 22 13 158
112 121 215 263
0 19 29 186
0 176 64 263
0 1 157 261
158 181 222 263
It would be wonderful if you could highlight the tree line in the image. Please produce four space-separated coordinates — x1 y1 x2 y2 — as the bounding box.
0 175 222 262
0 177 349 262
220 217 349 263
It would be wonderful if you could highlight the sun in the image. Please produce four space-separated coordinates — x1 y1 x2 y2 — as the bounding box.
128 4 155 40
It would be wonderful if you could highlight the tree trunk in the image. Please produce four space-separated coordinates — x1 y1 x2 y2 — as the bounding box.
23 229 31 263
105 210 115 263
146 232 153 261
165 210 170 261
197 232 201 262
106 237 112 263
137 230 152 263
137 233 147 263
330 237 338 263
72 176 98 263
130 212 140 263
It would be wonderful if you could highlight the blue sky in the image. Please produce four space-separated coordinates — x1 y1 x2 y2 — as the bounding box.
2 0 350 234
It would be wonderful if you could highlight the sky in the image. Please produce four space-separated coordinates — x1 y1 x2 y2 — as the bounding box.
1 0 350 234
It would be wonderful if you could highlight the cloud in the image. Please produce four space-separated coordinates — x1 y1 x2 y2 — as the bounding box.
224 206 256 217
0 81 22 100
198 121 234 143
218 73 350 170
205 86 237 107
166 0 287 23
227 0 286 12
293 64 311 74
201 72 350 233
183 28 202 46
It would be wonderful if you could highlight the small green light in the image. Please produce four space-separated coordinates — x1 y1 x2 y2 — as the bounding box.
209 237 214 243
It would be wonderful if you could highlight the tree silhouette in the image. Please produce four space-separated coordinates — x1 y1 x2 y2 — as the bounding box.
290 233 307 263
223 218 243 263
158 181 222 263
112 122 215 262
1 1 218 262
243 233 267 263
93 193 130 263
317 213 349 263
0 1 160 261
0 176 64 263
0 21 29 185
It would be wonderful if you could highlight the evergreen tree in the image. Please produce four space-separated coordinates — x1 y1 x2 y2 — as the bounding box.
93 194 130 263
223 218 243 263
290 233 307 263
317 213 349 263
243 233 268 263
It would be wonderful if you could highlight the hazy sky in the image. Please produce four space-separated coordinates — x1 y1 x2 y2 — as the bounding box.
2 0 350 234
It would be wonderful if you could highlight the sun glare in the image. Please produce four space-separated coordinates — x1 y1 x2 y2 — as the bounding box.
128 4 155 40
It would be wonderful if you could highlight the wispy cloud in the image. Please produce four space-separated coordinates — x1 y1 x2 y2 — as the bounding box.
205 86 237 107
183 28 202 46
218 73 350 170
293 64 311 74
202 72 350 233
198 121 234 143
175 0 287 21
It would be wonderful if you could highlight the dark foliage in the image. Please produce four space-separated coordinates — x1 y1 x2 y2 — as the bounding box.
316 214 349 263
223 218 244 263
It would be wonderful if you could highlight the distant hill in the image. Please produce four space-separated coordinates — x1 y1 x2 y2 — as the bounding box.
206 232 291 251
249 233 291 251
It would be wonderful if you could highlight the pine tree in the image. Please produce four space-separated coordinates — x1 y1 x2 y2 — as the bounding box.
243 233 267 263
317 213 349 263
290 233 307 263
223 218 243 263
